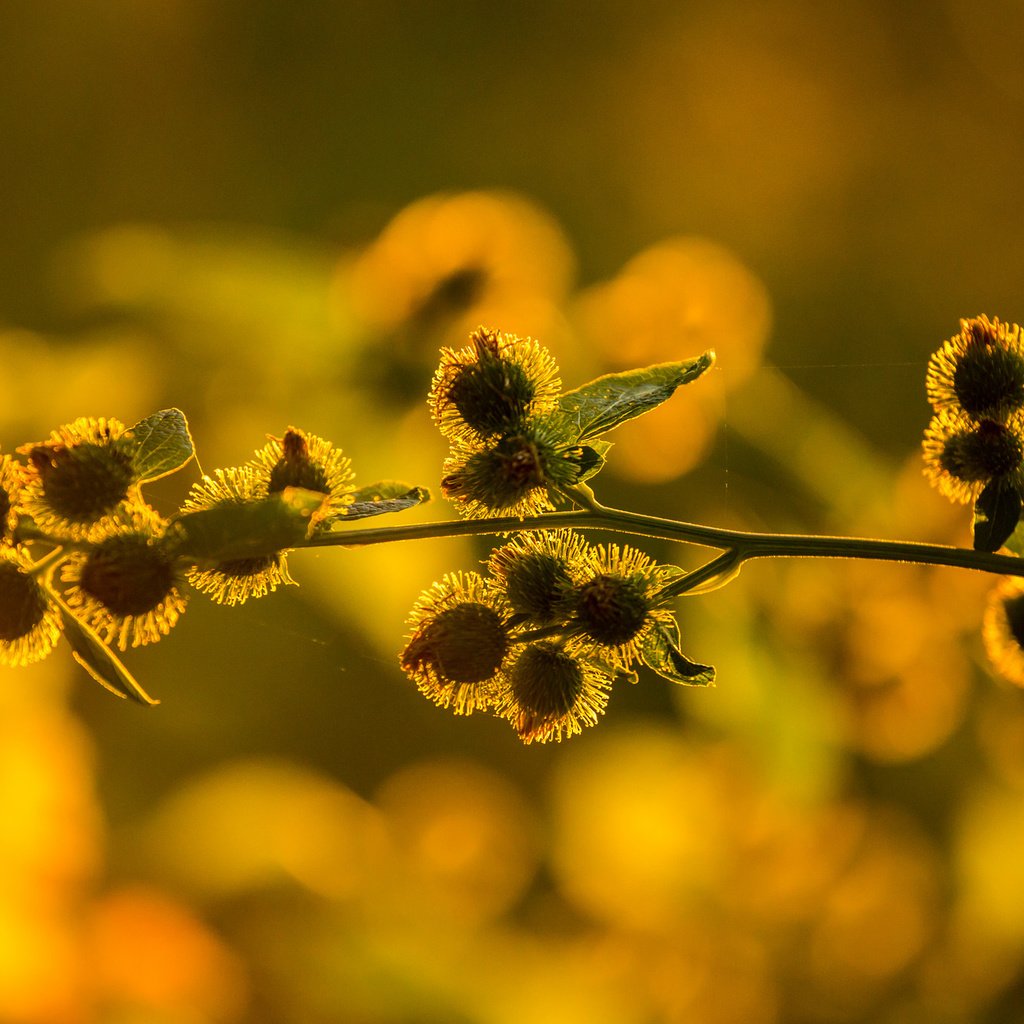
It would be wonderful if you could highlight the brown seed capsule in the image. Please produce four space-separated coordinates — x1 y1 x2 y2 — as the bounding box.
927 315 1024 419
574 573 650 646
403 602 508 685
429 327 561 443
61 507 188 650
18 417 138 539
0 561 49 642
923 410 1024 504
500 641 613 744
0 551 62 666
399 571 513 715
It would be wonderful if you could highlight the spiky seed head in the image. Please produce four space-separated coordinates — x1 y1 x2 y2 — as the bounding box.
402 602 508 685
429 327 561 443
0 551 62 666
0 561 49 642
510 642 584 720
927 315 1024 418
28 443 135 524
78 535 176 617
940 420 1022 482
267 429 329 493
574 573 650 646
441 434 550 516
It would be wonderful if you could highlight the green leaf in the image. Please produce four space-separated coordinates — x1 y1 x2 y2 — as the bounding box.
562 441 613 483
1004 517 1024 557
129 408 195 482
555 352 715 442
334 482 431 523
171 487 327 561
973 478 1022 553
639 621 715 687
54 593 159 705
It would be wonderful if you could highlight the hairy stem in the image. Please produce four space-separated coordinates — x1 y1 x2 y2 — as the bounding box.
305 502 1024 579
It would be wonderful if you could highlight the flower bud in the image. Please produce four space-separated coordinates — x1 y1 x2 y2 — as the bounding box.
400 572 513 715
927 315 1024 419
0 551 62 666
574 573 649 645
501 641 612 744
923 411 1024 504
487 530 590 624
430 327 560 442
567 543 679 667
179 466 295 605
61 507 187 649
0 454 24 543
254 427 356 524
18 417 138 540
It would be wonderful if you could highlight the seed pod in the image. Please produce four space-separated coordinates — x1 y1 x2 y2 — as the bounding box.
251 427 356 524
487 530 591 624
0 549 62 666
923 410 1024 504
501 641 612 744
429 327 561 443
18 417 139 541
400 571 513 715
61 506 188 650
927 315 1024 419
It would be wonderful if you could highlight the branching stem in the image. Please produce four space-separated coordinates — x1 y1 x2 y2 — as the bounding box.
304 498 1024 580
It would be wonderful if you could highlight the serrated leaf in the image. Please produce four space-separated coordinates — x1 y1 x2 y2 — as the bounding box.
555 352 715 442
171 487 327 561
973 478 1022 553
639 621 715 687
335 482 431 522
129 408 195 482
54 593 159 705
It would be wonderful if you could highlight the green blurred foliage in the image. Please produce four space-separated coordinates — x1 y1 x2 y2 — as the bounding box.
4 2 1024 1021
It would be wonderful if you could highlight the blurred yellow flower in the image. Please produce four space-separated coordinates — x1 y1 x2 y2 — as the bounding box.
374 758 540 926
575 237 771 481
88 884 248 1021
348 190 575 341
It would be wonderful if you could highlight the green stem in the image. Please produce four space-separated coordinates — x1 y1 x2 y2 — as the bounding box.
28 546 66 578
657 550 743 601
304 502 1024 579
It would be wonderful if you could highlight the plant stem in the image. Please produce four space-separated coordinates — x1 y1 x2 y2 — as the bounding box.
304 502 1024 579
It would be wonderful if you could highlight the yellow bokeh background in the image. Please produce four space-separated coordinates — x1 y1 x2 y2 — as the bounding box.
4 2 1024 1021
